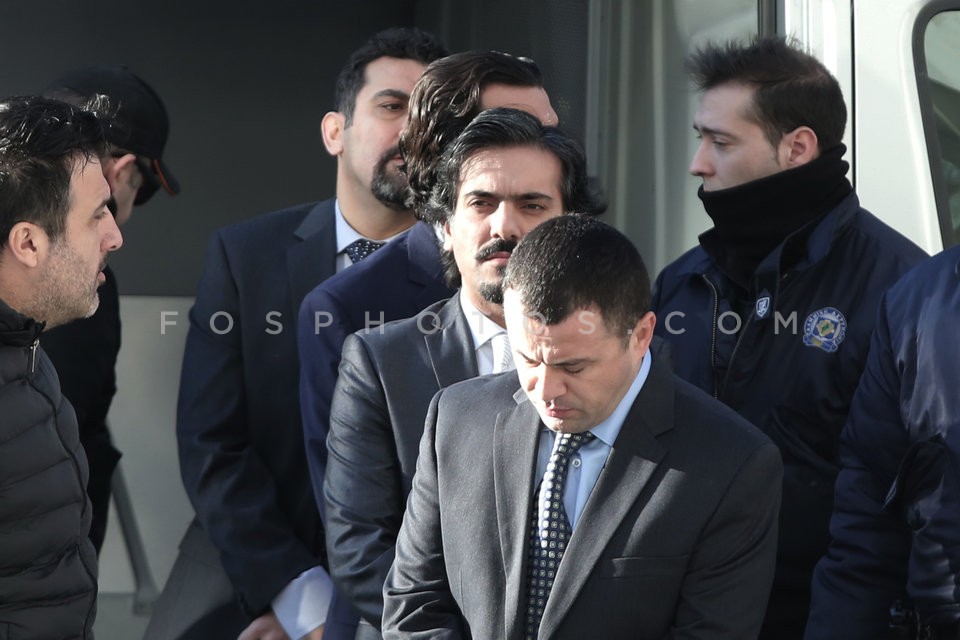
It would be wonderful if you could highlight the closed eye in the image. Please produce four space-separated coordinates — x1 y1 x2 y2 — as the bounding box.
517 352 539 367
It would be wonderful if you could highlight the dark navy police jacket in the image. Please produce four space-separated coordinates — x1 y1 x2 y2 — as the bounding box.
807 245 960 639
651 191 927 632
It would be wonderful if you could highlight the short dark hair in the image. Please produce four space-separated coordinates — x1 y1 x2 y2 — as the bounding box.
334 27 447 125
504 216 651 339
400 51 545 215
687 36 846 150
0 95 108 248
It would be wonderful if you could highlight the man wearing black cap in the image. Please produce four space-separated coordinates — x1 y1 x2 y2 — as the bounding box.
43 64 179 225
40 64 179 553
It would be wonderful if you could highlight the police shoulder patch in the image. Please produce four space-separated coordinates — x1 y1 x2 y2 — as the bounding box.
755 295 771 318
802 307 847 352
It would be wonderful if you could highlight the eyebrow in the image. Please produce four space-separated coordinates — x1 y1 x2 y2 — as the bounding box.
549 357 591 368
371 89 410 102
523 353 594 370
693 123 737 140
462 189 555 201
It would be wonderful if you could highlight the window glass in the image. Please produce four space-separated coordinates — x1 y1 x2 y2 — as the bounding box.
922 10 960 247
589 0 758 272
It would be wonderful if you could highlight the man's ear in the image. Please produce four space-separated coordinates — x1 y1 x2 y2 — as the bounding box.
104 153 140 191
321 111 346 156
631 311 657 355
780 126 820 167
442 219 454 252
6 222 49 268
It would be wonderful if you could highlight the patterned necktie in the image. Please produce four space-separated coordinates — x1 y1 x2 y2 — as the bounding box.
343 238 386 263
524 431 594 639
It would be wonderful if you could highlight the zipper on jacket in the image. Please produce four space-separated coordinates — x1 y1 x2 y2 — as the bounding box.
701 274 721 398
28 338 39 376
721 310 752 398
702 274 753 401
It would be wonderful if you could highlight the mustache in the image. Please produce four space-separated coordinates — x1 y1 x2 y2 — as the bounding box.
377 145 402 168
475 238 518 262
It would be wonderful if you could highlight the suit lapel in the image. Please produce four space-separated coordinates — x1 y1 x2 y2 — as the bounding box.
539 354 675 638
495 393 541 640
406 222 454 310
423 295 480 387
286 200 336 313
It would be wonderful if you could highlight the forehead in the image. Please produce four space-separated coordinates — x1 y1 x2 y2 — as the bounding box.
504 294 612 348
457 145 563 195
480 83 558 126
359 56 426 98
68 155 109 209
695 82 760 131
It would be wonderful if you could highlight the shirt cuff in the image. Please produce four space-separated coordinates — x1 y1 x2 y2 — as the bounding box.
271 566 332 639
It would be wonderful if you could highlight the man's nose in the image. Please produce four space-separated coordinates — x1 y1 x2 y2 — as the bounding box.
689 142 711 177
489 203 521 241
102 213 123 252
531 365 564 404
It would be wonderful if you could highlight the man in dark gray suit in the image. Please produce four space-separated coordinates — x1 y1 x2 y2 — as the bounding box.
383 216 783 639
322 107 605 638
145 28 446 640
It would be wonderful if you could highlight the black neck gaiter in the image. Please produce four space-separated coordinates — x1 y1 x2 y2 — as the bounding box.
698 144 852 287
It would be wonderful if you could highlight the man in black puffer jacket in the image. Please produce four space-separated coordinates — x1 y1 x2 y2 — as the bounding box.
0 95 123 639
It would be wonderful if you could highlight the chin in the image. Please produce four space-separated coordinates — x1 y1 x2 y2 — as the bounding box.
538 416 569 434
85 295 100 318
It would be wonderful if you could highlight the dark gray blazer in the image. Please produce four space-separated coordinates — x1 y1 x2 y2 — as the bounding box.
324 294 481 633
383 351 783 640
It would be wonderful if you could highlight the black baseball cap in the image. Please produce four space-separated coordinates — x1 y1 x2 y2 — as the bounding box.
44 64 179 203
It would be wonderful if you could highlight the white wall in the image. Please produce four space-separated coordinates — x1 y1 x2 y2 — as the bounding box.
99 296 195 594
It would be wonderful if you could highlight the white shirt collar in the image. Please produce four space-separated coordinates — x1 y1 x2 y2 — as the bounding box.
459 290 505 350
459 290 509 376
459 289 507 349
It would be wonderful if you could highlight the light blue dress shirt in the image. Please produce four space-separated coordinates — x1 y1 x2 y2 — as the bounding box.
533 351 652 529
333 199 406 272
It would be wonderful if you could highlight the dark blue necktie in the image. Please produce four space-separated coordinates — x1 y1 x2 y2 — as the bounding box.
343 238 385 263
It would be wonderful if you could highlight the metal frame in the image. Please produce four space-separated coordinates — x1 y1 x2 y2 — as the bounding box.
111 463 160 615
